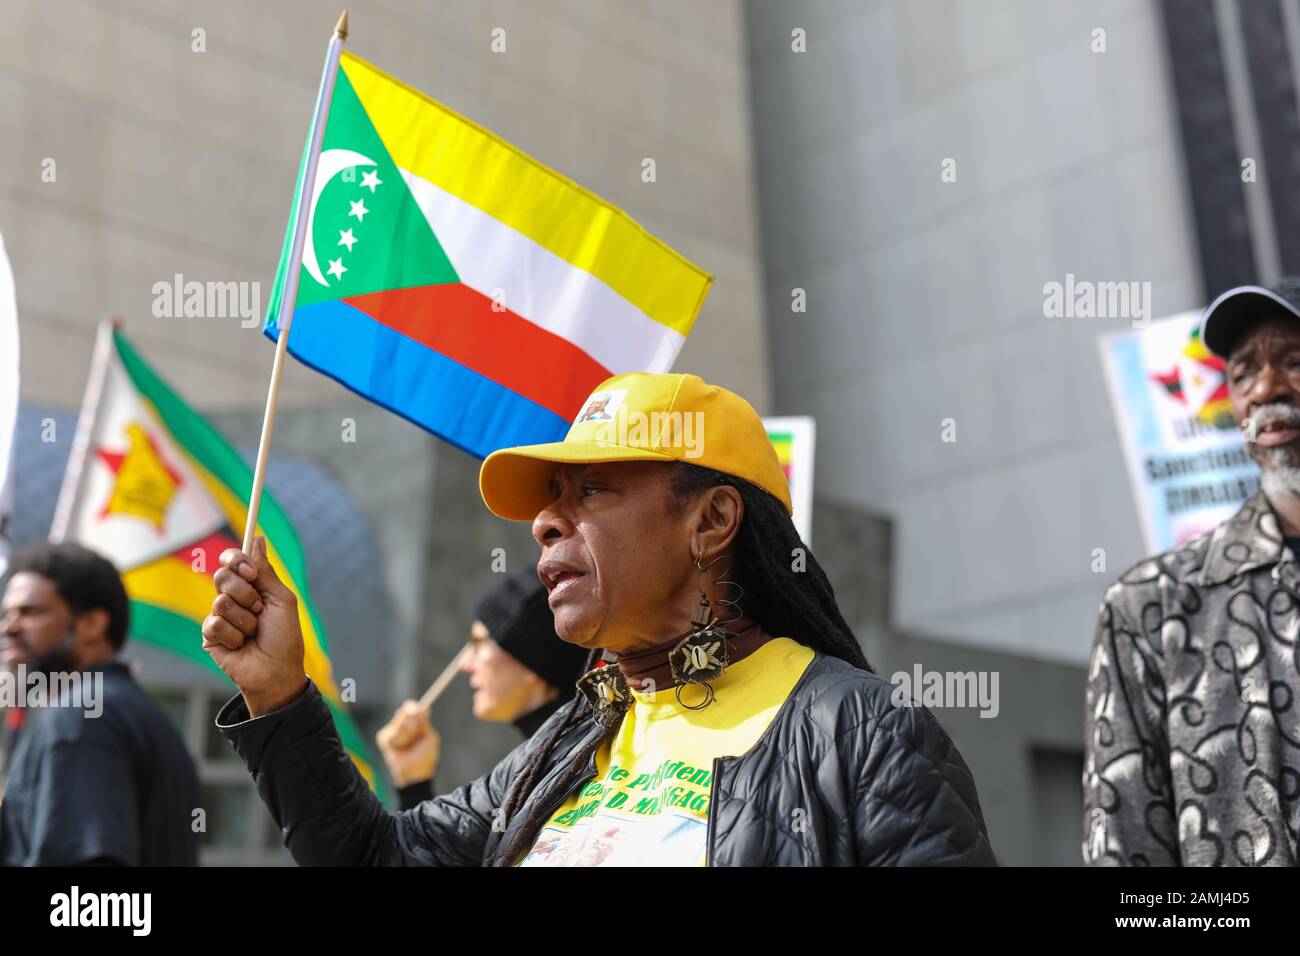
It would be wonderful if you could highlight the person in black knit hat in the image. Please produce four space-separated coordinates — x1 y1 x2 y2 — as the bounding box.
377 567 588 810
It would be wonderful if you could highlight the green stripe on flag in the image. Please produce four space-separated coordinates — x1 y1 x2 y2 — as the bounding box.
265 66 459 329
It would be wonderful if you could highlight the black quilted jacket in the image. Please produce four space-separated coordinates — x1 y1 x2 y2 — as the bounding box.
216 652 997 866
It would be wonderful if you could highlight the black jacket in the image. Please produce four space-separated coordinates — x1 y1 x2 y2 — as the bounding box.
217 652 997 866
2 662 201 866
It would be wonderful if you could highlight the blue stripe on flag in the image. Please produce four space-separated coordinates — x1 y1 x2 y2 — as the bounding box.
266 299 570 459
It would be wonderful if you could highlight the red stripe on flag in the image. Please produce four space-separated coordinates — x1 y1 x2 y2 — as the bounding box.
342 284 612 421
172 529 241 573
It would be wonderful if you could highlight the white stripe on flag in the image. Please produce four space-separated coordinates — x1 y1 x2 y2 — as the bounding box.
401 170 686 376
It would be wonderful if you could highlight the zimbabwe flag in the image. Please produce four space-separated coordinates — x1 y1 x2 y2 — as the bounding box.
51 326 388 805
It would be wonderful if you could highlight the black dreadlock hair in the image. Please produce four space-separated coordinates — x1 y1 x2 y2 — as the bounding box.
669 464 872 672
490 462 872 865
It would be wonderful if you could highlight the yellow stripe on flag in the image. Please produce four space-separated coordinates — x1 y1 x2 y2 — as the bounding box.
123 556 220 628
339 52 712 337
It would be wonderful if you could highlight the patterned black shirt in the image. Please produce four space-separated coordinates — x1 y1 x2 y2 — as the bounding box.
1084 492 1300 865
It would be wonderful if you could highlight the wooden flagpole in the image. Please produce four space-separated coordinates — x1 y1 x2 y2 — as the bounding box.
49 317 120 543
242 10 350 553
418 643 470 710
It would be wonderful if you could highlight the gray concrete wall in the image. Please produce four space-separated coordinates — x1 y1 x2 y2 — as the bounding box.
742 0 1212 863
745 0 1203 666
811 496 1086 865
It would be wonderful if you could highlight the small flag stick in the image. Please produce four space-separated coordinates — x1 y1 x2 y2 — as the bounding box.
49 318 119 543
418 643 470 710
242 10 349 553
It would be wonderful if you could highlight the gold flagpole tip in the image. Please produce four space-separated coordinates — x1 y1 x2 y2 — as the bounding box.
335 10 349 40
108 314 123 329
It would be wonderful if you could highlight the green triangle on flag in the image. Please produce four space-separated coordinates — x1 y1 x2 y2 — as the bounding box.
266 68 459 330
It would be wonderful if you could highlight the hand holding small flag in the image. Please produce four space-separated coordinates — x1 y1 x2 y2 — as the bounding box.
204 536 309 717
375 700 441 788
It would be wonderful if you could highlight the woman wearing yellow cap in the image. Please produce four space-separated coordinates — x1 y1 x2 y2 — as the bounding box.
203 373 996 866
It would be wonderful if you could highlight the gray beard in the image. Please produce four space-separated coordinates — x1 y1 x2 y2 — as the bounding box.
1261 461 1300 497
1248 402 1300 493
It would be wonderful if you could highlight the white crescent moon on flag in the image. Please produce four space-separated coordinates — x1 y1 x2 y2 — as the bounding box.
303 148 377 287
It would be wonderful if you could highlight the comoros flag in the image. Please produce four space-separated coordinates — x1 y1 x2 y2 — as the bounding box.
265 52 713 458
52 328 389 804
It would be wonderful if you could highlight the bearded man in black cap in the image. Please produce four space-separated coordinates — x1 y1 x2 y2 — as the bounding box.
377 568 587 810
1085 277 1300 866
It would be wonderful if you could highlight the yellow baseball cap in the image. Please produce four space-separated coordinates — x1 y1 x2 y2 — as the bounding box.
479 372 793 520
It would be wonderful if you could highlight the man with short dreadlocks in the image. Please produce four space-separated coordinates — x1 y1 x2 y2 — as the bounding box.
204 373 996 866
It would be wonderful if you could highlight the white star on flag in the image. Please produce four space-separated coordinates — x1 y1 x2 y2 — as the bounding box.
360 170 382 193
338 228 358 252
348 199 369 222
327 258 347 280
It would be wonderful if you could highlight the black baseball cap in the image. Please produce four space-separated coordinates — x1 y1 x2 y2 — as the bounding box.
1200 277 1300 358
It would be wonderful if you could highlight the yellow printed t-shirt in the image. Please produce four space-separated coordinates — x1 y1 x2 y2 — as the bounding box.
516 636 814 867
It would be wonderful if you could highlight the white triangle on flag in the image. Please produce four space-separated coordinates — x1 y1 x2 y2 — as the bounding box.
55 338 224 571
1176 354 1222 416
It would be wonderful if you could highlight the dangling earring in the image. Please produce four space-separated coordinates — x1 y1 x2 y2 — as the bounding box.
668 555 732 709
576 659 630 729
